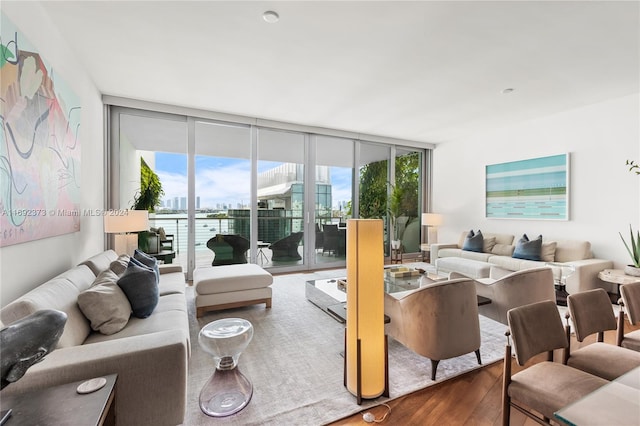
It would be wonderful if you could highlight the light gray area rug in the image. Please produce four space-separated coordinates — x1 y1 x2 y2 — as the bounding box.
182 269 506 426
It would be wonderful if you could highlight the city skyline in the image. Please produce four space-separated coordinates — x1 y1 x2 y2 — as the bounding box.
154 152 352 211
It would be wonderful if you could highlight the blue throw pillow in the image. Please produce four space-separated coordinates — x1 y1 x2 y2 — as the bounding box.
512 234 543 261
462 230 484 253
117 259 159 318
134 249 160 283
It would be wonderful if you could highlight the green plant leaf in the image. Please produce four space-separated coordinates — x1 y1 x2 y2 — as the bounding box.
620 225 640 267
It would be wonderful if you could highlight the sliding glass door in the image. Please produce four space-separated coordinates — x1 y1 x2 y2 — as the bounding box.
194 120 251 268
109 105 429 277
113 108 189 270
314 136 353 266
256 128 306 268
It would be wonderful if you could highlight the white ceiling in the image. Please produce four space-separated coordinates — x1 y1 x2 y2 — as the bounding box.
40 1 639 145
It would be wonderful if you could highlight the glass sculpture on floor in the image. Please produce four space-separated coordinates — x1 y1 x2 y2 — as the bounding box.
198 318 254 417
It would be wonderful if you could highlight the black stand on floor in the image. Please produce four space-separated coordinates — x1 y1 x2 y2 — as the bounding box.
343 330 389 405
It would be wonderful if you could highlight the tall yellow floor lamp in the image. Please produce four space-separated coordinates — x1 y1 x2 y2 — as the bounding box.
344 219 389 404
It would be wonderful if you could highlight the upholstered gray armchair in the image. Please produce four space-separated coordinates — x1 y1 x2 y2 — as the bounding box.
451 266 555 325
384 278 481 380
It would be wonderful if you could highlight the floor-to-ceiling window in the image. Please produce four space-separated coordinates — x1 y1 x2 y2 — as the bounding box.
358 143 391 254
256 128 306 268
108 103 430 276
113 108 189 270
394 148 423 257
194 120 251 268
314 136 353 266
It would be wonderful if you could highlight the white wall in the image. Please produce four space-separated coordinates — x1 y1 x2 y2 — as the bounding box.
433 93 640 268
0 3 105 307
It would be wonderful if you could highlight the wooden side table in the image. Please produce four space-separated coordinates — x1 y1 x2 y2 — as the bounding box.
1 374 117 426
598 269 640 296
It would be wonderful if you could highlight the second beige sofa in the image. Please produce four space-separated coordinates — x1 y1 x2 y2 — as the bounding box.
432 231 613 294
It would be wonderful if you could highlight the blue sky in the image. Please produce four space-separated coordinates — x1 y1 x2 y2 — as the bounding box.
155 153 352 210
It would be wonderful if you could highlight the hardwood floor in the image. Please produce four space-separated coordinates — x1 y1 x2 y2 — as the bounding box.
329 317 640 426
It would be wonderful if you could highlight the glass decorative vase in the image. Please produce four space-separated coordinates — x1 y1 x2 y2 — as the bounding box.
198 318 254 417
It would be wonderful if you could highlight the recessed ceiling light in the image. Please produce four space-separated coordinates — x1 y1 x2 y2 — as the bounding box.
263 11 279 23
501 88 515 94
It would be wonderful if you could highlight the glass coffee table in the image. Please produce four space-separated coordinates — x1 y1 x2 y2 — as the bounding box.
305 266 451 323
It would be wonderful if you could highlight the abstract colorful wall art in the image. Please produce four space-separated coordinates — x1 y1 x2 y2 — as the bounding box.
486 153 569 220
1 13 81 247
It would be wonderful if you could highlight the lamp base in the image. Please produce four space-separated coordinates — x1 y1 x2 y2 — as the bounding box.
427 227 438 245
114 234 140 256
343 332 389 404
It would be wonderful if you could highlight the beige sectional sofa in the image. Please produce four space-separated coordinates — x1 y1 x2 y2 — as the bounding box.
0 250 189 426
432 231 614 294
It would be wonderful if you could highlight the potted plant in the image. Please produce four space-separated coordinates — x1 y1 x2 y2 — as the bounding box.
620 225 640 277
388 183 404 250
133 158 164 212
133 158 164 253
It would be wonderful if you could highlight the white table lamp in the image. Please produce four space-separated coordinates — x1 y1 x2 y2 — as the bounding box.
422 213 443 245
104 210 149 255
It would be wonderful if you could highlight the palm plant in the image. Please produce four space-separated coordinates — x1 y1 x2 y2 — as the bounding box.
620 225 640 268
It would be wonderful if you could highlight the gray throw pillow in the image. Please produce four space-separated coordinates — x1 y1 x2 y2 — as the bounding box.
512 234 543 261
78 269 131 335
134 249 160 282
462 230 484 253
117 259 159 318
109 254 131 276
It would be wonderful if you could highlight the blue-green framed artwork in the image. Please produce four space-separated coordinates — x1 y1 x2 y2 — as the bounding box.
485 153 569 220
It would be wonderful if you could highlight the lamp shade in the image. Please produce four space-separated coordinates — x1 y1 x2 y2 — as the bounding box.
103 210 149 233
422 213 443 227
346 219 385 400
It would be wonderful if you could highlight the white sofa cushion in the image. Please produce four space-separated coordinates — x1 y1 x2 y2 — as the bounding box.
0 265 95 348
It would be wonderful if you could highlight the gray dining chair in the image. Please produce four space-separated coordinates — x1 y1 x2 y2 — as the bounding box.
618 282 640 351
502 300 608 425
564 288 640 380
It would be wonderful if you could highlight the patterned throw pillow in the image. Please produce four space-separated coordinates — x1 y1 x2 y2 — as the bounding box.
117 259 159 319
512 234 543 261
462 230 484 253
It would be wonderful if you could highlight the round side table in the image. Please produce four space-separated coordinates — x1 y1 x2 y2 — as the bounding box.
198 318 254 417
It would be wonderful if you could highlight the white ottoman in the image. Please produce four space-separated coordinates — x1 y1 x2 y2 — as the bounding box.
194 264 273 317
435 257 492 279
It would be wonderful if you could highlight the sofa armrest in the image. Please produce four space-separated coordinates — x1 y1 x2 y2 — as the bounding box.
1 330 189 426
565 258 614 294
159 264 183 274
430 243 459 265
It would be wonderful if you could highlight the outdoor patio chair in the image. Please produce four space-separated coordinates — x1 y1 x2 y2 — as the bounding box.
321 224 340 256
207 234 250 266
269 232 303 261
